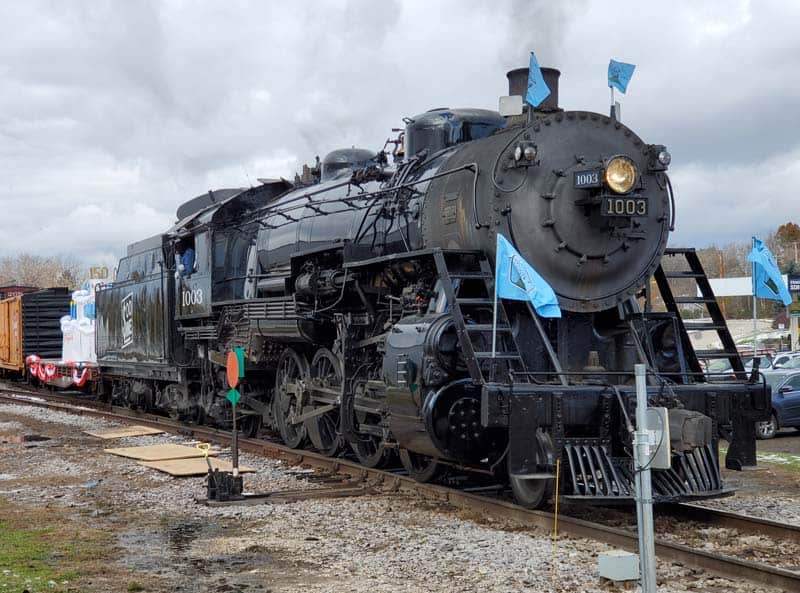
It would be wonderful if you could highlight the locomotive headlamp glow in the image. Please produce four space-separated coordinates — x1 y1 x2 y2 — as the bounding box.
657 149 671 166
513 145 523 161
604 157 638 194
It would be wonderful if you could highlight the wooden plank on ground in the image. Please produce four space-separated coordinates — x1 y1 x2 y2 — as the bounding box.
86 425 165 439
104 443 219 461
139 457 255 477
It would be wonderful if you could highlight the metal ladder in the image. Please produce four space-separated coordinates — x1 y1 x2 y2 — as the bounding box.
432 250 528 384
653 248 745 379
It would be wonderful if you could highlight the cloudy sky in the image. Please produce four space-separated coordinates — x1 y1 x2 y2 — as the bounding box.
1 0 798 266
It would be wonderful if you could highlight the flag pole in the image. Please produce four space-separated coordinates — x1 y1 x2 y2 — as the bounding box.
752 236 758 356
610 86 615 118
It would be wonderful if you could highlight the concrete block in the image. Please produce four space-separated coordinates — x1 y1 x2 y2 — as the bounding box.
598 549 639 582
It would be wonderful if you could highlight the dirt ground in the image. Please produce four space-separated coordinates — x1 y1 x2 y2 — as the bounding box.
757 427 800 455
1 404 797 593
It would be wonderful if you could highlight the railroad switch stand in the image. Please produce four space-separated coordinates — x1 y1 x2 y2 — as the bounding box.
206 467 243 502
197 440 244 503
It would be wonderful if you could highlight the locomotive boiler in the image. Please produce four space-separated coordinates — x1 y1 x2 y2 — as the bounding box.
95 65 769 507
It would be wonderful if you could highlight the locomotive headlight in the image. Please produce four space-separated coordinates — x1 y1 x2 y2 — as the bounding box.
657 149 671 166
513 142 537 162
604 156 638 194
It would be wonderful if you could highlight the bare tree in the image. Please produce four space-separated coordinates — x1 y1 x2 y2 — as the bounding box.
0 253 85 290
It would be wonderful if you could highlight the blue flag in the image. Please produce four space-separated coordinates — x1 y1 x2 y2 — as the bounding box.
526 52 551 107
608 59 636 94
748 237 792 305
495 234 561 318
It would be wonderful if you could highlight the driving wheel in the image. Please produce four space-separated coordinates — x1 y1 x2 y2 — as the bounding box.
274 348 310 449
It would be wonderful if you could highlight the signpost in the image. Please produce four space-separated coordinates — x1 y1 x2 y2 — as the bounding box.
226 349 245 476
789 278 800 351
788 274 800 294
790 301 800 352
204 348 252 504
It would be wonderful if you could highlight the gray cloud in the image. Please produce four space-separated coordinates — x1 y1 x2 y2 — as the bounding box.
0 0 798 270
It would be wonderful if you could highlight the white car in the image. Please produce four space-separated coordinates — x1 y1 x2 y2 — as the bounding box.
772 352 800 370
708 355 773 375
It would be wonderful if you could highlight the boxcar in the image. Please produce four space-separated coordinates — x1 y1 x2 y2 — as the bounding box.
0 288 70 374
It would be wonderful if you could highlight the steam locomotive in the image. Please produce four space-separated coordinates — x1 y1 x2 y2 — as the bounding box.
94 66 769 507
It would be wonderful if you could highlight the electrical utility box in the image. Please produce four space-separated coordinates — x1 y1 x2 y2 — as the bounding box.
645 407 672 470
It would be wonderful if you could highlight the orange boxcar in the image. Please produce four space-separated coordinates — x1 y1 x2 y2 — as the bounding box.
0 288 71 374
0 296 23 371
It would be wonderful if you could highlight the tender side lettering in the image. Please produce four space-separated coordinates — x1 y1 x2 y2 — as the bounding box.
121 293 134 348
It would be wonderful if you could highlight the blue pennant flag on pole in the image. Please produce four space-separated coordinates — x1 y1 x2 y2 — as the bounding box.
495 234 561 318
748 237 792 305
526 51 551 107
608 59 636 94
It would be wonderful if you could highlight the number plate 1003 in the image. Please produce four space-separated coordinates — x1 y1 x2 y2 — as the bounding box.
601 197 648 217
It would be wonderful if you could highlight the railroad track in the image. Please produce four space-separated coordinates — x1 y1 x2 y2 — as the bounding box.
1 384 799 591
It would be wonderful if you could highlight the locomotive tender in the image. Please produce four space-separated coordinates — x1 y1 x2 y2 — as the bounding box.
95 66 769 507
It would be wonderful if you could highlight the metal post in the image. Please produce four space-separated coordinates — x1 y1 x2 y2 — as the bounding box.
634 363 657 593
610 86 615 118
752 237 758 357
717 249 727 318
231 403 239 477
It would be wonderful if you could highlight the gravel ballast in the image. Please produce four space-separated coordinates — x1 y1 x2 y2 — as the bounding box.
0 401 793 593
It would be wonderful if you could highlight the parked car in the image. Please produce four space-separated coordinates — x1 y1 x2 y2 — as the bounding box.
772 352 800 369
756 372 800 439
744 355 774 372
703 355 773 375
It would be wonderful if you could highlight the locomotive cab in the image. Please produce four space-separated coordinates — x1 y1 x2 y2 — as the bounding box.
170 181 293 313
174 230 212 319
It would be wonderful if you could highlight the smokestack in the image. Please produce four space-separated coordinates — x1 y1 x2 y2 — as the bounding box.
506 67 561 112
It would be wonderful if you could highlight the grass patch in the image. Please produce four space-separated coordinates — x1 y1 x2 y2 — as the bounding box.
720 445 800 472
0 497 114 593
0 521 73 591
754 450 800 471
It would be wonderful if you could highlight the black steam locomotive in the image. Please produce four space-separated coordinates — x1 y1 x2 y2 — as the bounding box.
95 66 769 507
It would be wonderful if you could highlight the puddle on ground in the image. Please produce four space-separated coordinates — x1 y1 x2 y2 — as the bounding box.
168 519 205 553
117 519 286 592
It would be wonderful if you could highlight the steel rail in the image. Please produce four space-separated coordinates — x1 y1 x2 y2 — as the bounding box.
666 502 800 544
1 387 798 590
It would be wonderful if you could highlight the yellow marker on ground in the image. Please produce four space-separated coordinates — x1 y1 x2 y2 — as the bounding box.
196 442 213 471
